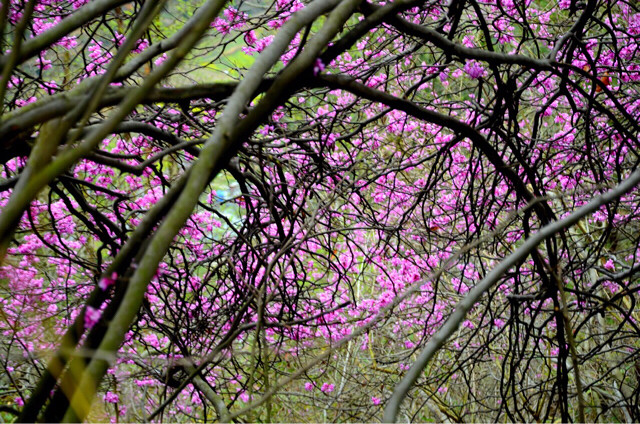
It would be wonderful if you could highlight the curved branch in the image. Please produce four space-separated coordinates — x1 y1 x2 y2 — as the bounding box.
318 74 538 204
0 0 132 69
383 167 640 423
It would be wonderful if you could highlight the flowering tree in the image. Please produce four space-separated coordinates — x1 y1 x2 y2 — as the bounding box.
1 0 640 422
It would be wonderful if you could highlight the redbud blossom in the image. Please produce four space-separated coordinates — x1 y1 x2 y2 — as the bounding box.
463 60 485 79
320 383 334 393
84 306 101 329
103 391 119 403
313 59 325 76
98 272 117 291
244 30 257 46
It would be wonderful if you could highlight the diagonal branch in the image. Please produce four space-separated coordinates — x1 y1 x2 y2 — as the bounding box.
382 167 640 423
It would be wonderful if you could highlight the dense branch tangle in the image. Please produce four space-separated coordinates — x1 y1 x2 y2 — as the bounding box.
0 0 640 422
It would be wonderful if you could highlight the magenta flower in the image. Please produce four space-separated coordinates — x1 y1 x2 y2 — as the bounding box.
98 272 117 291
103 391 119 403
463 60 485 79
320 383 334 393
371 396 381 405
244 30 257 47
313 58 325 76
84 306 101 329
304 382 314 391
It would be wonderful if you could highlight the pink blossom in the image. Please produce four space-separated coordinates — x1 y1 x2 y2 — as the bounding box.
98 272 117 290
244 30 257 46
304 382 314 391
313 58 325 76
154 53 168 66
103 391 119 403
463 60 485 79
211 17 231 34
371 396 381 405
603 259 615 270
320 383 334 393
84 306 101 329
